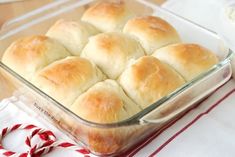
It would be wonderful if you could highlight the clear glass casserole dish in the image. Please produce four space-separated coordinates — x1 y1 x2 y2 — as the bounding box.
0 0 234 156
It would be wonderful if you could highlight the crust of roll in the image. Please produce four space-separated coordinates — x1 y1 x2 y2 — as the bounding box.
70 79 141 123
2 35 71 80
152 43 219 81
123 16 181 54
119 56 185 108
46 19 99 55
81 1 135 32
81 32 145 79
32 56 105 107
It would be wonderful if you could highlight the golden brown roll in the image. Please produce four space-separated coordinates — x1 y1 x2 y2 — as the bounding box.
46 19 99 55
32 56 105 108
70 79 141 123
81 1 135 32
152 43 219 81
123 16 181 55
81 32 145 79
1 35 71 80
119 56 185 109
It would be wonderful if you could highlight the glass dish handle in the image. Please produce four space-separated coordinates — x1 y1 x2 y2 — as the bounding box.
139 61 232 125
139 98 198 125
231 52 235 79
218 2 235 79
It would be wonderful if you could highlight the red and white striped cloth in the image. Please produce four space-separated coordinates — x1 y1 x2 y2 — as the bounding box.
0 100 93 157
0 124 90 157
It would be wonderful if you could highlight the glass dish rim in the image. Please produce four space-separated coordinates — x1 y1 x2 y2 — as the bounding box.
0 0 234 128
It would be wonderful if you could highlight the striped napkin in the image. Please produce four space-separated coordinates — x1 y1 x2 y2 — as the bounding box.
0 99 93 157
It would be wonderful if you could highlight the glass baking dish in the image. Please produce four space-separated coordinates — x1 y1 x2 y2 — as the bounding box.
0 0 234 156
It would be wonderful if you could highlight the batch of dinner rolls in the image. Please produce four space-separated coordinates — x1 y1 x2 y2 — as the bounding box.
1 1 219 124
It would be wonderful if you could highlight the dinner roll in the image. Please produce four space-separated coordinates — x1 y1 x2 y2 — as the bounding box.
70 79 141 123
81 1 135 32
152 43 219 81
32 56 105 108
46 19 99 55
81 32 145 79
1 35 70 80
123 16 181 55
119 56 185 109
